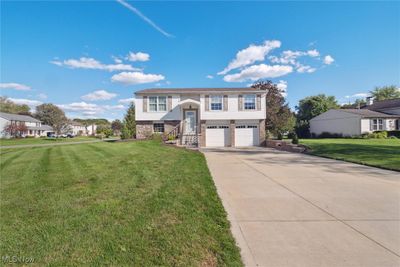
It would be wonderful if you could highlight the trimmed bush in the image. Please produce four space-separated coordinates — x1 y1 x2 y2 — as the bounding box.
387 130 400 138
318 132 343 138
292 133 299 144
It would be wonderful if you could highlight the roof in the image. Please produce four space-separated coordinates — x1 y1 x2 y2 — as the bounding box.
0 112 41 122
27 125 54 131
135 87 263 95
339 109 399 118
364 98 400 111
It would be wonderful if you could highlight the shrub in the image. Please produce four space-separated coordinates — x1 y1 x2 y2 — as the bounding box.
318 132 343 138
387 130 400 138
368 131 388 139
291 133 299 144
150 133 163 142
276 132 283 140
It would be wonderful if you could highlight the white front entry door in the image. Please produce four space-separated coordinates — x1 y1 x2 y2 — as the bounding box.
184 111 196 133
235 124 259 146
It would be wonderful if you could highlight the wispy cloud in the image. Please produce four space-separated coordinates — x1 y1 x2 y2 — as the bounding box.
116 0 174 38
81 90 117 101
0 82 31 91
50 57 139 72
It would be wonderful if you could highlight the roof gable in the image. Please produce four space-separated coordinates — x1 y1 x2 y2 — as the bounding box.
0 112 41 122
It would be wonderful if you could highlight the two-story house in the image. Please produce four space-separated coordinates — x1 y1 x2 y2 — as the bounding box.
0 112 54 138
135 88 267 147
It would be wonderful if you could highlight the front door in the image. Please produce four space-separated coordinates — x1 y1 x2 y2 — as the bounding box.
184 110 196 133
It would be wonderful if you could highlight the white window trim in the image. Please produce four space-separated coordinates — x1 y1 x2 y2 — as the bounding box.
209 95 223 111
148 96 167 112
371 118 384 131
244 94 256 111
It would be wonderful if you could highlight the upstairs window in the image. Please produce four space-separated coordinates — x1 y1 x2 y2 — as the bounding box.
371 119 383 131
210 95 223 111
148 96 167 112
244 94 256 110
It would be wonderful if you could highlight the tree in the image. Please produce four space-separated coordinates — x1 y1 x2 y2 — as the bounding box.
111 119 123 135
370 85 400 101
0 96 31 115
252 80 295 138
121 103 136 139
341 98 366 109
35 103 69 134
96 125 113 138
295 94 339 137
2 123 28 137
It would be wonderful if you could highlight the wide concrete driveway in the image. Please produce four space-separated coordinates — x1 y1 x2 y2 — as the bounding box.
203 148 400 267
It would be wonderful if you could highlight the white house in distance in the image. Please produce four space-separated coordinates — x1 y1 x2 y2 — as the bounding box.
310 98 400 136
135 87 266 147
0 112 54 138
69 121 87 136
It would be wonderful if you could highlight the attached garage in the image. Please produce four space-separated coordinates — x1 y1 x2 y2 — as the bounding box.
206 125 230 147
235 124 259 147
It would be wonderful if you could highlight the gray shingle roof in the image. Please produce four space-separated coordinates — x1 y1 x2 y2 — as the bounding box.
340 109 399 118
364 98 400 111
0 112 41 122
135 87 263 94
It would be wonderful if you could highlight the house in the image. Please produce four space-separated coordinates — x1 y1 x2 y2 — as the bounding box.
85 124 97 136
310 98 400 137
134 87 266 147
69 121 87 136
0 112 54 138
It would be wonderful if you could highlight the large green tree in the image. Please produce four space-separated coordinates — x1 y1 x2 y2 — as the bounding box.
0 96 31 115
35 103 69 134
121 103 136 139
295 94 339 137
252 80 295 138
370 85 400 101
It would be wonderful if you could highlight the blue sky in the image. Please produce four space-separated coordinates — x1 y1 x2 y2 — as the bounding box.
1 1 399 120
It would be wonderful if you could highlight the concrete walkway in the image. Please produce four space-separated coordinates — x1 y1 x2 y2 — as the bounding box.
202 148 400 267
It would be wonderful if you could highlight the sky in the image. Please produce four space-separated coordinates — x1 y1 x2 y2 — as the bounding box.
1 1 399 121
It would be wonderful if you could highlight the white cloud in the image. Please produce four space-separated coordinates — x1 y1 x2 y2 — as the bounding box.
345 93 370 99
323 55 335 65
276 80 288 97
118 97 135 104
223 64 293 82
50 57 138 72
126 51 150 62
111 71 165 85
103 104 125 110
81 90 117 101
0 83 31 91
206 75 214 79
307 49 320 57
37 93 48 100
296 64 316 73
116 0 174 38
218 40 281 75
58 102 100 112
9 98 42 107
112 56 123 64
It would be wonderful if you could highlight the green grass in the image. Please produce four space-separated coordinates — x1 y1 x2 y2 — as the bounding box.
300 138 400 171
0 141 242 266
0 136 97 146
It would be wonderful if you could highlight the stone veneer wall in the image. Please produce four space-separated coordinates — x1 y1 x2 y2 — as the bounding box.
136 121 153 139
164 121 180 134
259 119 266 146
200 120 206 147
230 120 235 147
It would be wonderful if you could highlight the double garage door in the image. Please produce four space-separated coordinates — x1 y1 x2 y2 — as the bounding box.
205 123 259 147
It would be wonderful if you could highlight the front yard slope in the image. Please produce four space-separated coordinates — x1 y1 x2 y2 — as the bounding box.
0 141 243 266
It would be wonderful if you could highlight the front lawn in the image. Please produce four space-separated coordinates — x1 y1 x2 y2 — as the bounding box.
0 141 242 266
0 136 97 146
301 138 400 171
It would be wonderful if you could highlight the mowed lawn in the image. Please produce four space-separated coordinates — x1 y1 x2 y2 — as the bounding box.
0 141 242 266
0 136 97 146
301 138 400 171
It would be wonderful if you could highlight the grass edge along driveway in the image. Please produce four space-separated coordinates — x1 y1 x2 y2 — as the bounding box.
300 138 400 171
0 141 243 266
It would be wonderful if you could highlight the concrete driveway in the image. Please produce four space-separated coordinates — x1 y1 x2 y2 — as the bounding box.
202 148 400 267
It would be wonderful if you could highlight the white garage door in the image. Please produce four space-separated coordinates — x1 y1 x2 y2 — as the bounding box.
206 125 230 147
235 125 259 147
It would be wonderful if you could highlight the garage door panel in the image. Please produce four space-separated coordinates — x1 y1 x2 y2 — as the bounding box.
206 125 230 147
235 125 259 147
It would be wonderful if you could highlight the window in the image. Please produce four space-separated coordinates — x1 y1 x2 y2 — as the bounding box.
153 123 165 133
148 96 167 112
371 119 383 131
210 95 223 111
244 94 256 110
236 125 246 129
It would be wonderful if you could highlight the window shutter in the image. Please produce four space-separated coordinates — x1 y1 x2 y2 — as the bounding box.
238 95 243 111
168 96 172 111
205 95 210 111
223 95 228 111
256 94 261 110
143 96 147 112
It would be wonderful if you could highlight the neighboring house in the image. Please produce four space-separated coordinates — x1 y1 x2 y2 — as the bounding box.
85 124 97 136
310 98 400 136
0 112 54 138
134 87 266 147
69 121 86 136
